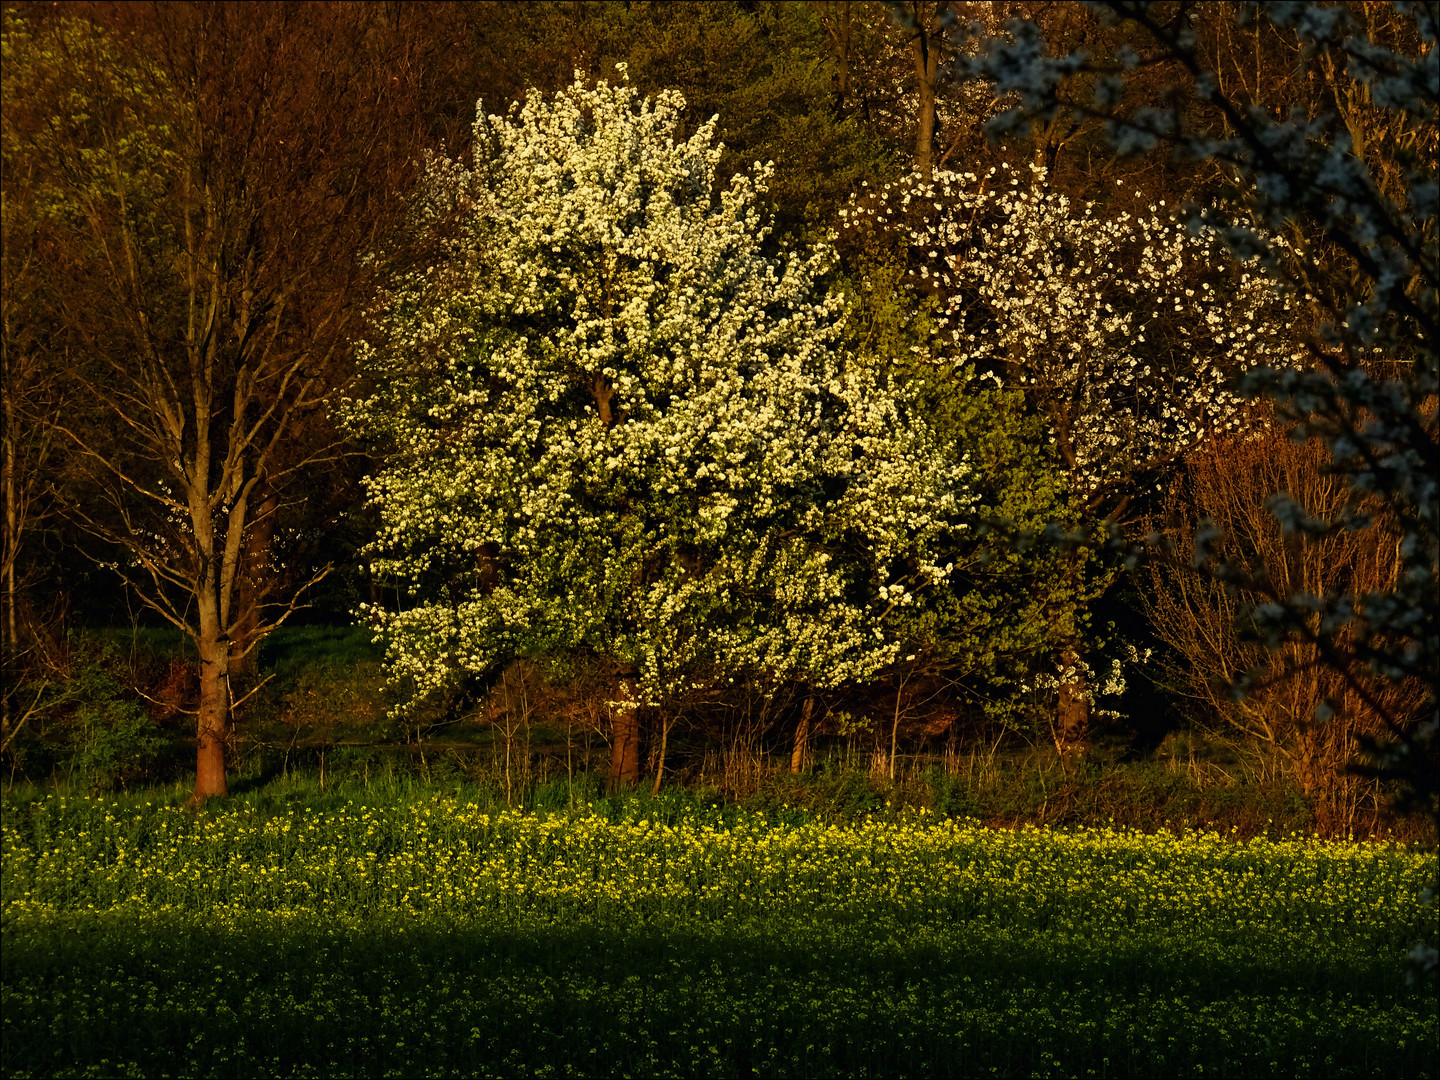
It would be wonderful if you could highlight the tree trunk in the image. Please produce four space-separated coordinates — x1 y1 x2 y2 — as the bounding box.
2 380 16 654
911 2 944 182
1055 640 1089 757
829 1 852 115
194 615 231 803
889 684 905 780
790 695 814 773
609 668 641 788
1050 544 1089 758
651 709 674 796
229 487 277 680
1 382 16 739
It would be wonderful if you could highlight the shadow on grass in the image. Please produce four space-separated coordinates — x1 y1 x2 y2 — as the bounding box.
257 624 382 675
3 910 1434 1078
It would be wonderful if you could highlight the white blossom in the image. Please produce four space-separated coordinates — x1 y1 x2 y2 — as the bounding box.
842 163 1303 509
341 74 971 710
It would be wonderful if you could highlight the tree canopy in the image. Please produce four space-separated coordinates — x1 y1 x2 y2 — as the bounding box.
341 74 969 783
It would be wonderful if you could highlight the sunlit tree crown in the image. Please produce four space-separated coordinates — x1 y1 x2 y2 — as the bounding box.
343 72 970 708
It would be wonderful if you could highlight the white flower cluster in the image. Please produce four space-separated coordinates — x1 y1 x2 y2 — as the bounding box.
840 164 1304 505
341 73 972 709
1020 642 1153 720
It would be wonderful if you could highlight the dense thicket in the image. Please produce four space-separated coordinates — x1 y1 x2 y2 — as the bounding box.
1 1 1432 839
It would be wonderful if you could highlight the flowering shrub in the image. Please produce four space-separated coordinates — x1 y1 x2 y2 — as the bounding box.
838 163 1302 739
840 163 1305 509
342 72 970 710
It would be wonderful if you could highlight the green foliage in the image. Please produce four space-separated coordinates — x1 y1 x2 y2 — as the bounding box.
592 1 894 238
1 10 180 255
60 666 168 793
258 625 383 679
834 239 1093 728
6 644 172 793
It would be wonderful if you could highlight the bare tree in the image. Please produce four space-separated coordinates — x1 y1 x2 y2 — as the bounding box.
3 3 429 801
0 148 68 702
1146 418 1428 832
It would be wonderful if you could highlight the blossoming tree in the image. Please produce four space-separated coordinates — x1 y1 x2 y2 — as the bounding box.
947 0 1436 971
342 72 968 784
841 163 1303 746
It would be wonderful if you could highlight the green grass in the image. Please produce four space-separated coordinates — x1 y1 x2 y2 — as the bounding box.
3 793 1436 1078
256 624 383 676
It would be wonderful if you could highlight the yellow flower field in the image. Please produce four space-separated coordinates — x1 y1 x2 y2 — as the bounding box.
3 795 1435 1077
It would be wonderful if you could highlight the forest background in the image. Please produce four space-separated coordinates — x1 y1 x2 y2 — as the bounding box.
1 0 1434 842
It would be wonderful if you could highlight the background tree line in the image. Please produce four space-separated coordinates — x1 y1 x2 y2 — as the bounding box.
1 1 1432 838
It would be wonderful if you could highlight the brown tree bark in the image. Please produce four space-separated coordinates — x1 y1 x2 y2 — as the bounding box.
652 707 678 796
790 695 815 773
609 668 642 788
229 486 277 681
910 2 946 182
195 617 231 801
889 682 907 780
1054 640 1089 757
1049 546 1090 758
818 1 853 115
0 180 67 735
2 384 15 654
1 374 18 742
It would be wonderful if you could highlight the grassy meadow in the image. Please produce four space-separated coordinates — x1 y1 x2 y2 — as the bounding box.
2 787 1436 1078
